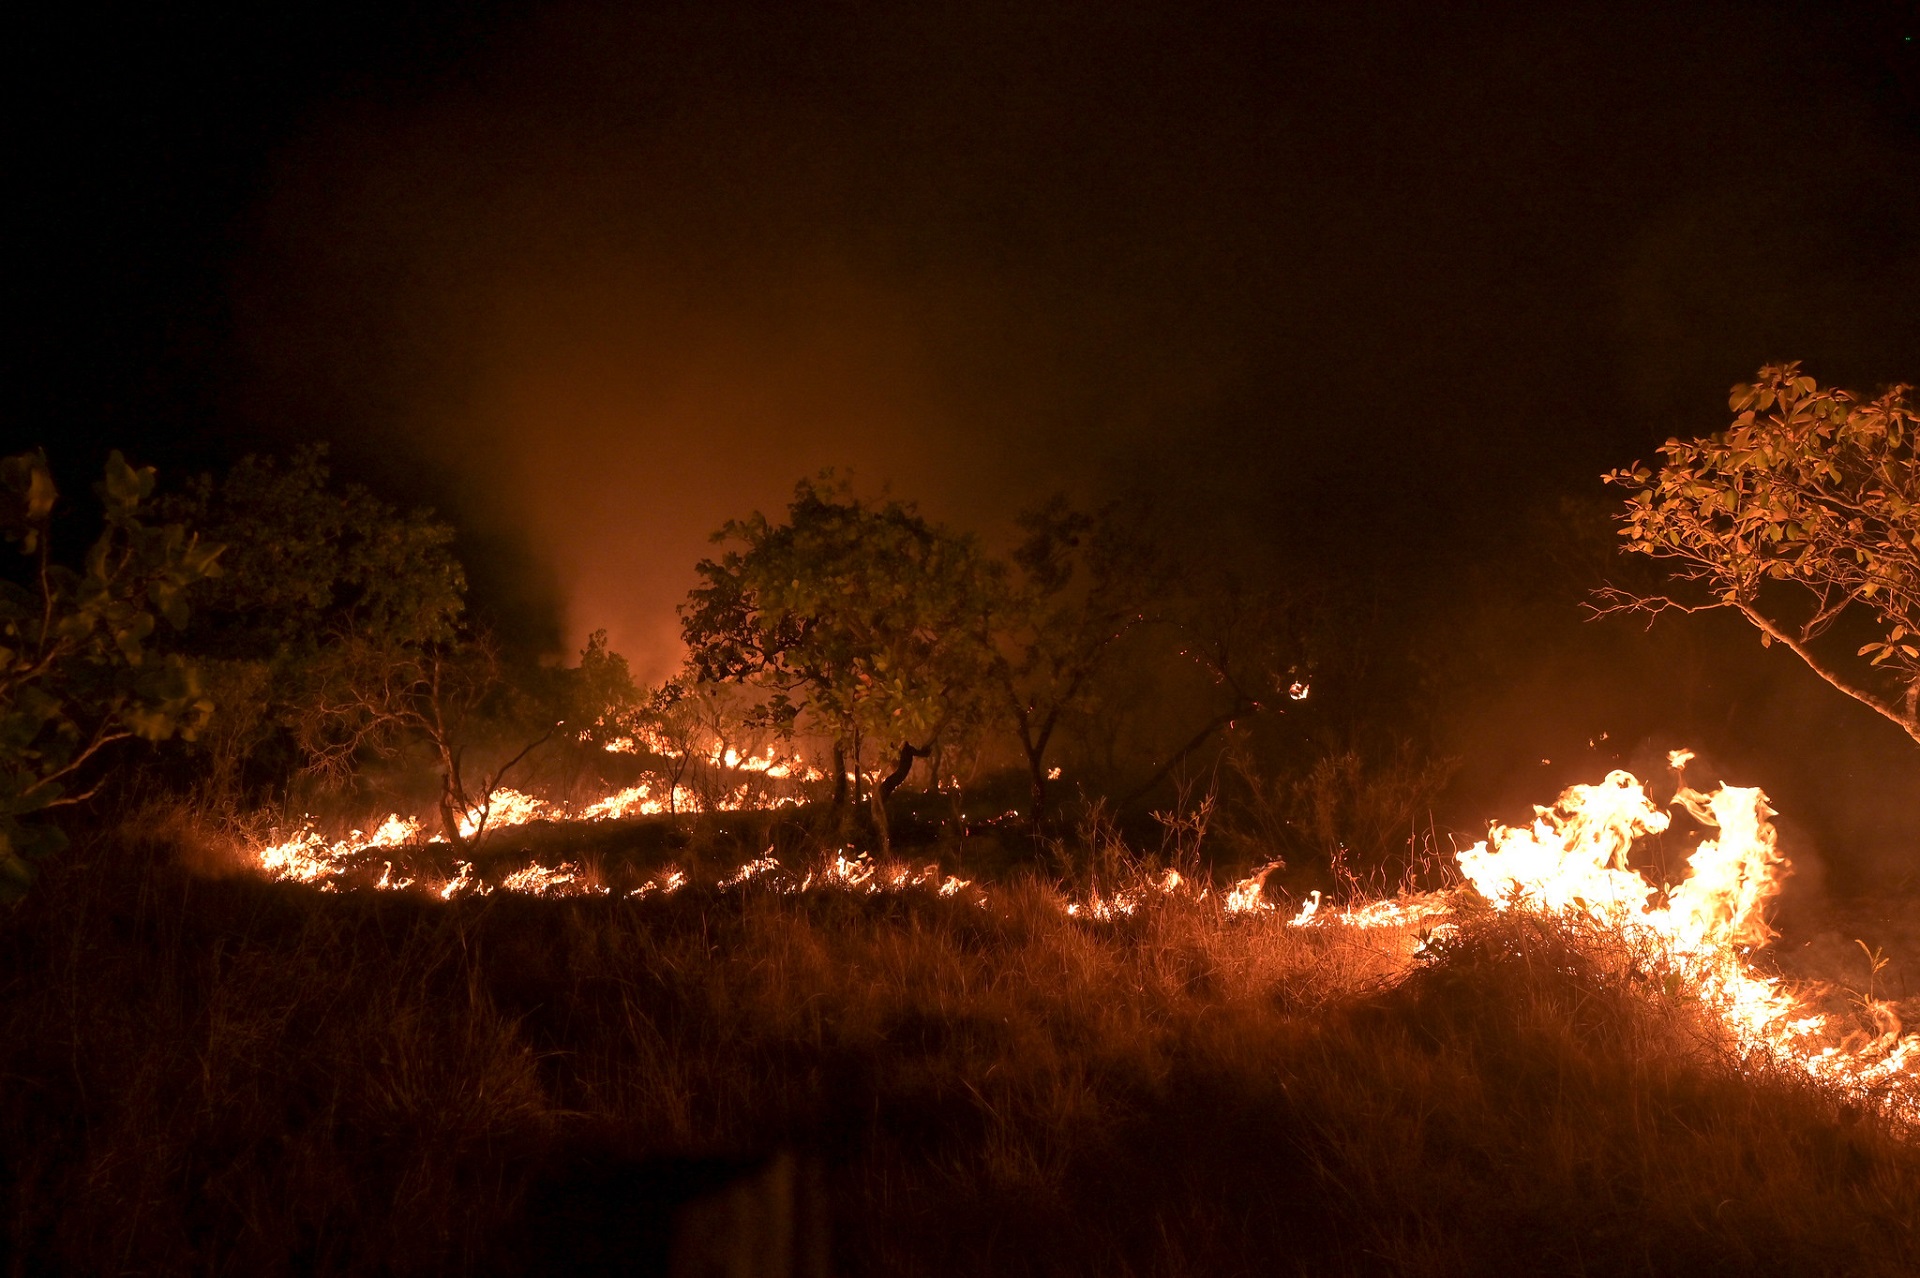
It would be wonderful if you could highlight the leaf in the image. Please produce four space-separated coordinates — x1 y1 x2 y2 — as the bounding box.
24 459 56 522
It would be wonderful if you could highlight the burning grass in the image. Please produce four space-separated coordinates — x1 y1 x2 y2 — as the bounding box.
6 811 1920 1275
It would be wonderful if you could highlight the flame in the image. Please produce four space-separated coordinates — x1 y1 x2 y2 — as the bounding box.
629 868 688 899
1456 765 1920 1112
238 743 1920 1112
1226 859 1283 914
499 861 607 897
439 862 484 900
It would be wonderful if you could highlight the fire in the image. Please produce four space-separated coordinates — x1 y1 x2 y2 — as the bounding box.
240 743 1920 1114
1225 859 1282 914
499 861 606 897
1064 865 1197 920
1456 764 1919 1113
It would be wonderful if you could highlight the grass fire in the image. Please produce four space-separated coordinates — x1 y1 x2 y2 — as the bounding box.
10 6 1920 1273
11 368 1920 1274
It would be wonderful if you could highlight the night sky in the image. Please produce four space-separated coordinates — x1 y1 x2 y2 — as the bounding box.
9 1 1920 868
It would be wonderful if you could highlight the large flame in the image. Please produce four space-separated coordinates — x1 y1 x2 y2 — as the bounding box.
1454 763 1918 1113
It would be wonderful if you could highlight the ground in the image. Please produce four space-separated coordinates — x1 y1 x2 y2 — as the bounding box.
5 812 1920 1276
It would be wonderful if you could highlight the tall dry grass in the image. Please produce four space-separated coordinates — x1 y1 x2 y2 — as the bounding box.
4 813 1919 1276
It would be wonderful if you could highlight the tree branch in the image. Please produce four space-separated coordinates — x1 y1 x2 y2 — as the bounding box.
1736 601 1920 745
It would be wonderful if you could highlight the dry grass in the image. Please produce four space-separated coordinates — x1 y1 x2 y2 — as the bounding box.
5 817 1920 1276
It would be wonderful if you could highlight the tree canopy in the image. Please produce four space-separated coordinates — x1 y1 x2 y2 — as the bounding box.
681 475 998 798
1605 363 1920 744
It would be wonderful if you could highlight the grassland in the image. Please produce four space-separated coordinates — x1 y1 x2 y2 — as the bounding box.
5 811 1920 1276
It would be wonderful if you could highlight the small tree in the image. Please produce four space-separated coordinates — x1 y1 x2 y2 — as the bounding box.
290 630 579 851
681 475 996 851
1603 363 1920 744
1103 548 1314 810
158 445 467 803
0 451 221 899
990 495 1160 827
540 630 645 807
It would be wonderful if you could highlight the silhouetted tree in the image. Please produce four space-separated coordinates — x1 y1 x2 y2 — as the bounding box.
990 495 1161 829
158 445 466 802
1121 556 1313 808
681 475 996 851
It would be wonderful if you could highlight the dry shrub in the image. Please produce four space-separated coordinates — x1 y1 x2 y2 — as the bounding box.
1229 738 1457 887
5 823 1920 1276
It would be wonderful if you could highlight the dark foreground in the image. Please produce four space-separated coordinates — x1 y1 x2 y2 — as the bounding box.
5 818 1919 1277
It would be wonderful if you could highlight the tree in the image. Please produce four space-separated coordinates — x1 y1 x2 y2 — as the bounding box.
0 451 221 900
1603 362 1920 745
157 445 467 802
681 475 996 851
1121 558 1312 807
540 629 645 807
165 445 604 845
990 495 1160 827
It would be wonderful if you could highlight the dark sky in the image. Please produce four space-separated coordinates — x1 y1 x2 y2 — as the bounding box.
7 3 1920 756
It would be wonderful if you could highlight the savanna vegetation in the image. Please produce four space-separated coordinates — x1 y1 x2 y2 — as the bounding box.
7 368 1920 1275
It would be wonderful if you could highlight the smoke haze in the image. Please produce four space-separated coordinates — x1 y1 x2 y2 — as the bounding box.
12 1 1920 870
219 2 1919 674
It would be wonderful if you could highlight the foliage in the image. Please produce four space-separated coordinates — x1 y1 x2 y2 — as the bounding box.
1604 363 1920 743
556 630 644 753
523 630 667 809
992 495 1161 822
681 474 999 792
160 444 465 655
157 445 468 799
163 448 644 841
0 450 220 899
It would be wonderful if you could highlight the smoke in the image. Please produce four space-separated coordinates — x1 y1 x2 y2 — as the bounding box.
222 0 1920 694
227 3 1279 673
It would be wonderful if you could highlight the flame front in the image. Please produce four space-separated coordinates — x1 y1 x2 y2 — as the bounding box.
1458 766 1918 1113
242 752 1920 1115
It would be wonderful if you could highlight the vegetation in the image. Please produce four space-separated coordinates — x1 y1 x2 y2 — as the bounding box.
8 423 1911 1274
0 450 220 900
7 822 1919 1277
681 474 997 850
1606 363 1920 745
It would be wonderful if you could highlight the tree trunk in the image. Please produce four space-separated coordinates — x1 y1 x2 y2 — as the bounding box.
880 741 928 798
1024 743 1049 838
869 782 891 859
436 746 473 850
